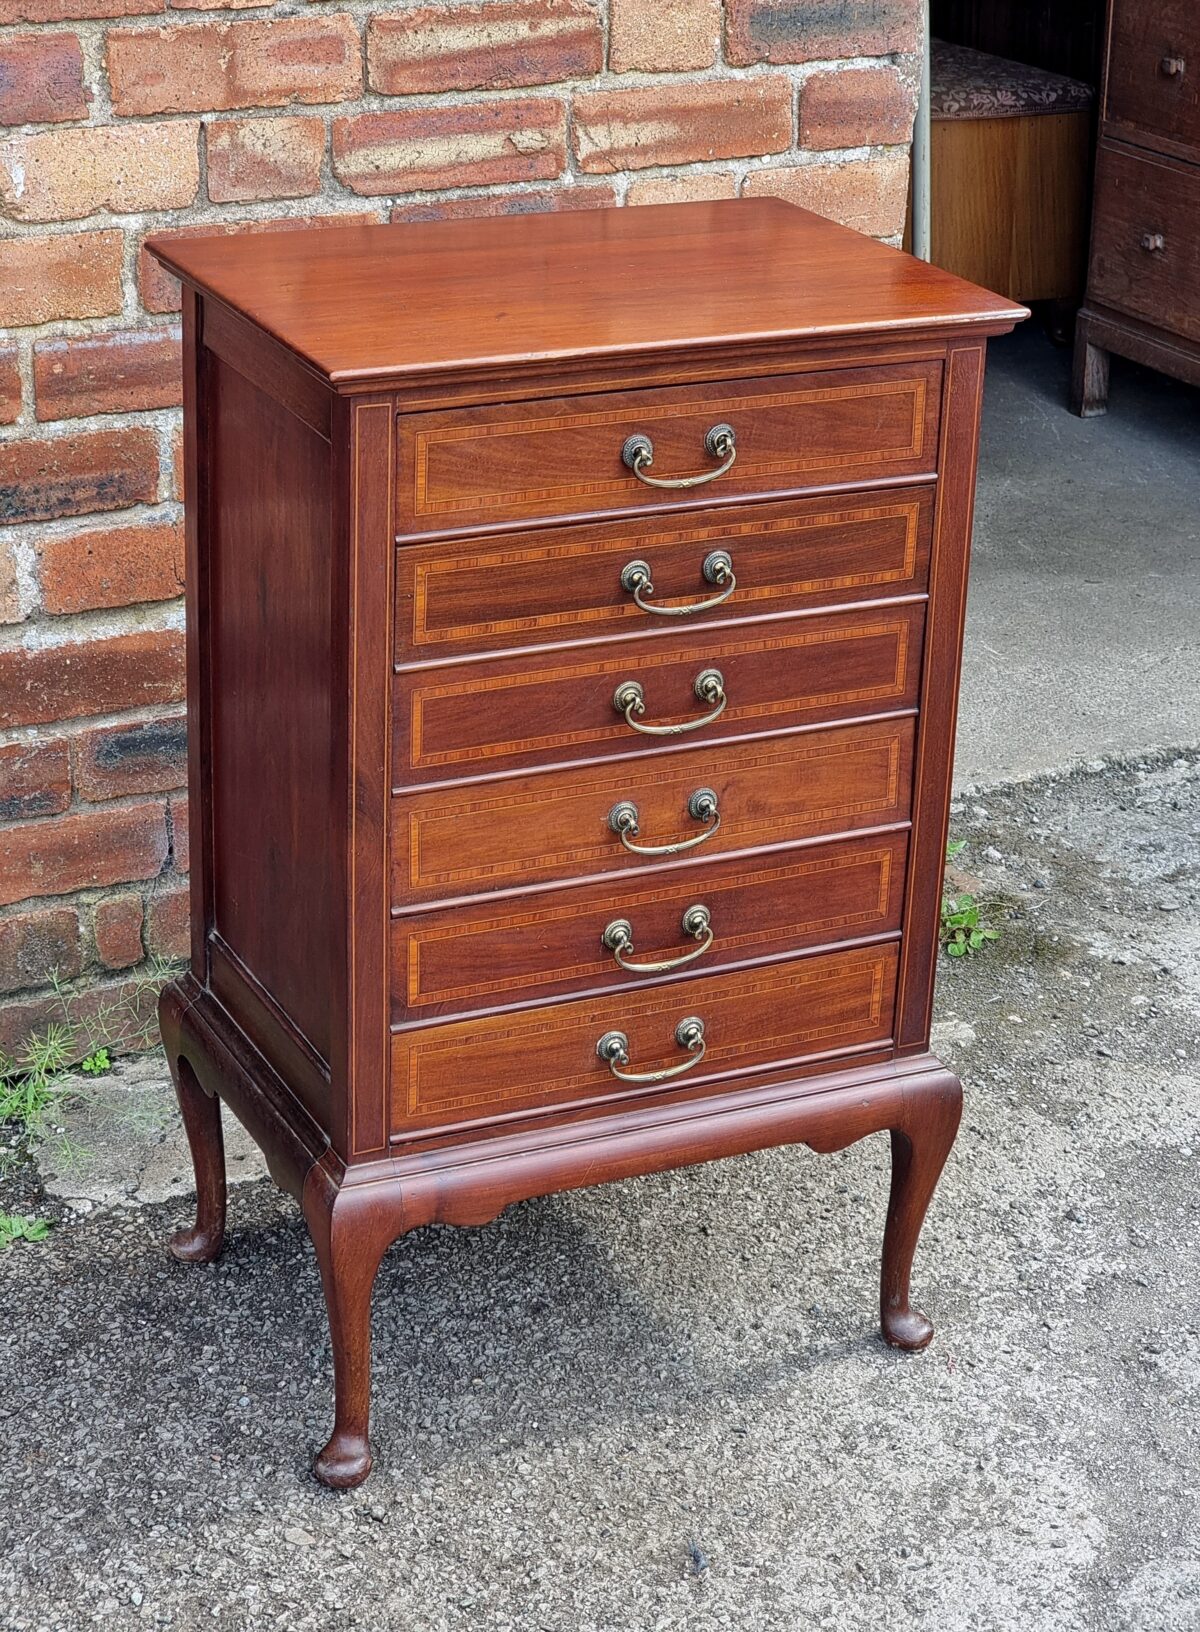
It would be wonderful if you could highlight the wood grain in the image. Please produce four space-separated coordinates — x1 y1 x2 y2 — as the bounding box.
1088 141 1200 345
1105 0 1199 157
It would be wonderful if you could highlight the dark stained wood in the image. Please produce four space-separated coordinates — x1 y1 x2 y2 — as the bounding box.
146 200 1024 387
395 487 935 664
1087 142 1200 344
392 718 915 908
1105 0 1200 155
396 363 943 533
394 603 924 784
152 199 1020 1487
391 829 908 1022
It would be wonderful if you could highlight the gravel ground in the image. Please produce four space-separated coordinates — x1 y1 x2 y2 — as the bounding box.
2 750 1199 1632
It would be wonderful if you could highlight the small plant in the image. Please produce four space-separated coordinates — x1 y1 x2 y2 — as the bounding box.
941 839 1002 958
80 1048 112 1077
0 1212 52 1249
0 1022 74 1138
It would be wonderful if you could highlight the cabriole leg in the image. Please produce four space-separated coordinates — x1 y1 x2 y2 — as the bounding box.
167 1054 227 1265
880 1077 963 1350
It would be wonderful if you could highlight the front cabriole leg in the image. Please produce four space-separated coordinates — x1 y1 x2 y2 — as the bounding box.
160 985 227 1265
879 1072 963 1350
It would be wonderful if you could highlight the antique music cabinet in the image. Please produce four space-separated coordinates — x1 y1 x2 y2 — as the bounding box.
149 200 1024 1487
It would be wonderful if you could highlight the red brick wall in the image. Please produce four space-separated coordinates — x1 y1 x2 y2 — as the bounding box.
0 0 921 1056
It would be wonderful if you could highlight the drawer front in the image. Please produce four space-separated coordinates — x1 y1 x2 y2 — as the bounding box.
391 718 914 907
394 603 923 784
391 829 907 1021
396 364 943 534
395 487 935 664
1089 144 1200 342
1106 0 1200 154
391 943 899 1136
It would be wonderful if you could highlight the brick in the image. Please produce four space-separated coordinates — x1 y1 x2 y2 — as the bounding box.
39 520 184 614
107 16 362 118
389 181 615 223
0 32 89 125
0 907 81 994
34 329 182 423
138 212 380 313
0 973 160 1062
368 1 602 95
146 883 188 960
75 713 187 800
610 0 719 72
0 428 159 529
169 794 188 870
726 0 921 65
94 893 144 970
0 740 71 822
0 0 155 23
743 152 911 239
0 230 123 327
0 630 184 730
206 116 325 203
798 65 915 150
0 543 18 622
0 123 199 224
171 425 183 498
573 77 791 173
0 800 168 908
333 99 566 196
0 345 19 425
626 170 738 206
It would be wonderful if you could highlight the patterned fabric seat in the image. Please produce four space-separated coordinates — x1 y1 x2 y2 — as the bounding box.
930 40 1093 122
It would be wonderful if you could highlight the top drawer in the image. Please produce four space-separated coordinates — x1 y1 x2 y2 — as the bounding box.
1105 0 1199 155
396 362 944 536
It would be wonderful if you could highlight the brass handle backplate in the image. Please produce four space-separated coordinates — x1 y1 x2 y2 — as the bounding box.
621 423 736 490
602 903 713 974
596 1016 707 1084
613 667 726 736
620 549 736 617
607 787 719 857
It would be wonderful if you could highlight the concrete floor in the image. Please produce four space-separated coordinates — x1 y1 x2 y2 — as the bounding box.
2 332 1199 1632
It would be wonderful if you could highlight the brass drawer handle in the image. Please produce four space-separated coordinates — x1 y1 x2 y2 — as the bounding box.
620 549 736 617
608 786 719 856
602 903 713 974
613 667 726 736
621 423 736 490
1141 231 1166 253
596 1016 706 1084
1161 54 1186 77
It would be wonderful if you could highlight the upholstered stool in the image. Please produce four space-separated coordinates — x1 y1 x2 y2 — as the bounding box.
921 41 1094 305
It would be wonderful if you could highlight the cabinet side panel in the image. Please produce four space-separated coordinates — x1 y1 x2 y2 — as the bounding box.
206 347 335 1086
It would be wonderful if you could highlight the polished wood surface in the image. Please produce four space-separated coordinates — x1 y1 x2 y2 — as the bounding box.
395 487 935 663
395 362 943 532
152 199 1021 1487
146 200 1023 385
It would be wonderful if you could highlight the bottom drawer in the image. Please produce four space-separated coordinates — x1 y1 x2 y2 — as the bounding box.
391 942 898 1138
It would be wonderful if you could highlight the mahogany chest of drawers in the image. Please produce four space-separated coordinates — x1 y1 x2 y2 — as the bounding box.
1073 0 1200 411
149 200 1023 1487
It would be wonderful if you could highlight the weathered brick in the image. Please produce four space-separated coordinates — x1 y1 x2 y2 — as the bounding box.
171 425 184 499
0 230 123 327
368 1 602 95
333 99 567 195
389 181 615 222
626 170 738 206
205 115 325 203
0 32 89 125
0 630 184 730
573 77 791 172
146 883 188 959
0 345 19 425
138 212 380 313
0 799 168 908
34 329 182 422
93 893 144 970
609 0 719 72
0 123 199 223
75 714 187 800
726 0 921 65
0 907 81 994
39 520 184 615
107 16 362 118
171 0 261 11
798 65 915 150
0 543 18 623
0 428 159 529
0 0 155 23
0 740 71 822
743 152 911 238
169 794 189 870
0 973 160 1061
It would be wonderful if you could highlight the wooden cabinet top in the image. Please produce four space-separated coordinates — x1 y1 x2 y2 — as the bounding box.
147 199 1025 386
